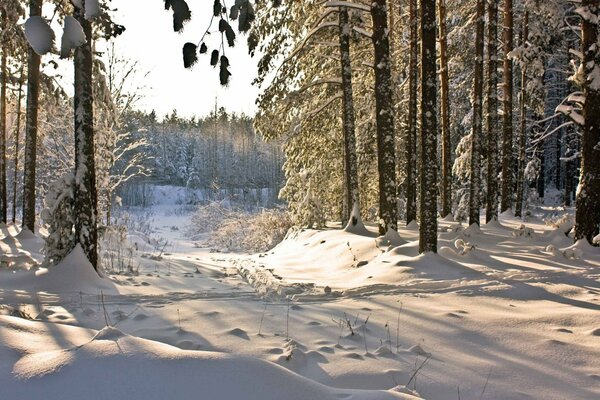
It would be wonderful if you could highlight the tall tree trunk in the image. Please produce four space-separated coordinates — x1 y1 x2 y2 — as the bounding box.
338 7 360 227
468 0 485 226
0 17 7 225
515 12 529 218
438 0 451 219
371 0 398 235
537 150 545 198
22 0 42 233
74 4 99 270
575 0 600 244
486 0 499 223
13 68 24 224
406 0 418 225
500 0 514 213
420 0 438 253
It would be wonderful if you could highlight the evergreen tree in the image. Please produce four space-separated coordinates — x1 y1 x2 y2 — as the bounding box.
420 0 438 253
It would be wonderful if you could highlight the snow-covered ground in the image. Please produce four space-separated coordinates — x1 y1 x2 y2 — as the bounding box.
1 196 599 399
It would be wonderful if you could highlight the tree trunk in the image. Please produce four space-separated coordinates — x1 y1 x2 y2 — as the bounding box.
406 0 418 225
537 150 545 198
468 0 485 226
338 7 360 227
515 12 529 218
74 4 99 270
371 0 398 235
575 0 600 244
438 0 451 219
22 0 42 233
13 68 24 224
500 0 514 213
486 0 499 223
0 19 7 225
419 0 438 253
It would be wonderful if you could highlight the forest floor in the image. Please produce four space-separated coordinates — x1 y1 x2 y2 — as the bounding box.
0 192 599 400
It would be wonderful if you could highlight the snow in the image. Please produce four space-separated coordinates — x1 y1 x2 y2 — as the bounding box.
60 16 87 58
24 16 55 55
1 318 415 400
1 191 600 399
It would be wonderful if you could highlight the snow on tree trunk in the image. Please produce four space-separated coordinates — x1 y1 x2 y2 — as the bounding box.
406 0 418 225
371 0 398 235
419 0 438 253
514 12 529 219
485 0 499 223
438 0 451 219
0 23 7 225
22 0 42 233
500 0 514 213
468 0 485 226
575 0 600 244
74 4 99 270
13 68 24 224
338 7 360 228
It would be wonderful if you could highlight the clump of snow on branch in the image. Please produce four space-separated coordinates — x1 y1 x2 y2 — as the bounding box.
60 16 86 58
24 16 55 55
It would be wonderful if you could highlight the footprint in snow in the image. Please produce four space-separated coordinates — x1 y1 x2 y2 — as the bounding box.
133 313 149 321
588 328 600 336
555 328 573 334
227 328 250 340
343 352 364 360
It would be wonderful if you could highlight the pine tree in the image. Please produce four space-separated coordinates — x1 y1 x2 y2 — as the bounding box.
485 0 499 223
438 0 451 219
575 0 600 244
468 0 485 226
73 2 99 269
371 0 398 235
0 10 6 224
22 0 42 233
420 0 438 253
514 12 529 218
338 6 360 228
500 0 514 213
406 0 418 225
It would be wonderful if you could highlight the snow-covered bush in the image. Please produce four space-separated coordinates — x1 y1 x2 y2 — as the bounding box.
41 174 76 266
187 203 293 253
99 224 137 274
512 224 535 238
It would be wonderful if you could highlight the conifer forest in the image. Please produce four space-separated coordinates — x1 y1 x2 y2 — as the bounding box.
1 1 600 399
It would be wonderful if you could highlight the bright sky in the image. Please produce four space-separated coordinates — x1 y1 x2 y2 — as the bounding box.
108 0 260 119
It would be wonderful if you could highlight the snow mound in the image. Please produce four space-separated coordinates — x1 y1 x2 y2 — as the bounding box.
5 318 418 400
377 228 407 248
32 244 115 293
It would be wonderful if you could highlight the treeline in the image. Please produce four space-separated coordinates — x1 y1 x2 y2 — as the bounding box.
250 0 600 250
120 109 284 202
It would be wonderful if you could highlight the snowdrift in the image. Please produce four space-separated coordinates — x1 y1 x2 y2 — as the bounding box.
1 316 419 400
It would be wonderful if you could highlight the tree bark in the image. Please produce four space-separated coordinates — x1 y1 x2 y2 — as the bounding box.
438 0 451 219
419 0 438 253
74 4 99 270
468 0 485 226
13 68 24 224
0 14 7 224
515 12 529 218
486 0 499 223
338 7 360 227
500 0 514 213
371 0 398 235
575 0 600 244
22 0 42 233
406 0 418 225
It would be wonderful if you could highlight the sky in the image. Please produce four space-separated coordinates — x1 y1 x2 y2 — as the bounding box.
106 0 260 119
